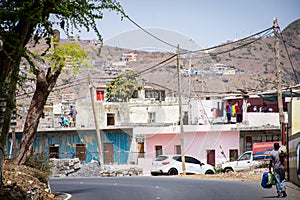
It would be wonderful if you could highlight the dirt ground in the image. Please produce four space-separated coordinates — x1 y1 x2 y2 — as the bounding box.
0 160 55 200
0 160 267 200
184 167 267 182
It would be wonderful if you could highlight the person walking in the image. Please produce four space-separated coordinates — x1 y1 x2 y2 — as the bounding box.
269 142 287 198
68 105 77 127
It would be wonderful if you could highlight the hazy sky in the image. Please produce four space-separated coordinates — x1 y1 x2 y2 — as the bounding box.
72 0 300 48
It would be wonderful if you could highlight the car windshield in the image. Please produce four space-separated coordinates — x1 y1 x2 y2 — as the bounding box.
155 156 168 161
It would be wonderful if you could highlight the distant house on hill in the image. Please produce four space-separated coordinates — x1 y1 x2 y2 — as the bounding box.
208 63 237 75
120 52 137 62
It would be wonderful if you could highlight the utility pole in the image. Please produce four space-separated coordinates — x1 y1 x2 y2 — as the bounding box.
88 74 103 169
177 45 186 175
274 18 285 142
188 39 192 125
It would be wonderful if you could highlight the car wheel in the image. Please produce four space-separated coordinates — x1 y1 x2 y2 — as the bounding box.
151 172 159 176
224 168 233 173
205 170 214 175
168 168 178 175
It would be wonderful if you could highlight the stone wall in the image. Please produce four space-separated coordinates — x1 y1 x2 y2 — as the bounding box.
49 158 82 177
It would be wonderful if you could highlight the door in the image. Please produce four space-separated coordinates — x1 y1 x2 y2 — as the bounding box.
184 156 201 174
155 146 163 158
235 151 252 171
207 149 215 167
76 144 86 161
49 145 59 159
138 142 144 158
104 142 114 164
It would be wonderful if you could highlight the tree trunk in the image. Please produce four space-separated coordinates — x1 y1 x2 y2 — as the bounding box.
13 66 62 165
13 86 49 165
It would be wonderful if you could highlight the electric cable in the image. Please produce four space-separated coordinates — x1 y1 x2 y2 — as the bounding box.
136 29 273 78
282 41 300 51
115 2 274 55
136 54 177 76
180 27 274 55
209 30 273 57
115 6 180 52
278 29 299 84
180 30 273 61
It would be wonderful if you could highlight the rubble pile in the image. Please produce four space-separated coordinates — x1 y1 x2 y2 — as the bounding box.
68 160 102 177
100 166 143 177
49 158 82 177
49 158 143 177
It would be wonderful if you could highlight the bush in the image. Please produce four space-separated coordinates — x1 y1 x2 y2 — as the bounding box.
27 153 51 183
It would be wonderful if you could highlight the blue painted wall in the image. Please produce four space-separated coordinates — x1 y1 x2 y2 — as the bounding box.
7 129 132 164
104 130 131 164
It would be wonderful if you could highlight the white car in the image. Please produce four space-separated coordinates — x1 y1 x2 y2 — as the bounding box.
151 155 215 176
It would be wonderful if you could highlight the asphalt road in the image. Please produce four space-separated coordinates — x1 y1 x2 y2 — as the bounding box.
49 176 300 200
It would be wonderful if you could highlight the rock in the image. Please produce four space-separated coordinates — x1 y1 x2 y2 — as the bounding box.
49 158 82 177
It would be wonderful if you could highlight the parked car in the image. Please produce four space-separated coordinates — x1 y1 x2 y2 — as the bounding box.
151 155 215 176
221 142 282 173
221 151 267 173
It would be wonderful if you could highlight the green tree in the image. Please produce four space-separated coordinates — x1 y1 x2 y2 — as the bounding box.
0 0 123 175
106 71 139 102
13 40 89 165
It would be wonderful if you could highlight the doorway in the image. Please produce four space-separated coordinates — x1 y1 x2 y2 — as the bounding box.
104 142 114 164
76 144 86 161
207 149 215 167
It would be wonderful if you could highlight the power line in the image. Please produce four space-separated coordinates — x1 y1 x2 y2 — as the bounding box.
180 27 274 55
209 30 273 57
283 41 300 51
115 6 180 52
136 54 177 76
278 29 299 84
116 2 273 54
180 30 273 61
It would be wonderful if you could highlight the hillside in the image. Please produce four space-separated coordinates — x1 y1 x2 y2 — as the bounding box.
18 19 300 108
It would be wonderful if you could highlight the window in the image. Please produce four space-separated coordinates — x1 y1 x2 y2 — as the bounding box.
239 152 251 161
229 149 238 161
183 112 188 125
96 90 105 101
185 156 200 164
174 145 181 154
246 136 252 151
107 113 115 126
49 144 59 159
148 112 156 123
266 135 273 142
155 155 168 161
76 144 86 161
155 146 162 158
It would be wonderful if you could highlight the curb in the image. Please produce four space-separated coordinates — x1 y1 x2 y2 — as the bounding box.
53 192 72 200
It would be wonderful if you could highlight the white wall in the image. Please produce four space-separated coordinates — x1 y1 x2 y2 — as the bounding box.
245 112 279 127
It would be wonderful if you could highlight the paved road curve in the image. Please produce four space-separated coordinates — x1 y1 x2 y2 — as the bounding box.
49 176 300 200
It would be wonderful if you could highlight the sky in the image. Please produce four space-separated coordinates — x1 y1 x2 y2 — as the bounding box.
70 0 300 49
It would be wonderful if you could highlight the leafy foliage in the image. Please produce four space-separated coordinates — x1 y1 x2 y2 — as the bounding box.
106 71 139 102
0 0 123 154
49 41 90 72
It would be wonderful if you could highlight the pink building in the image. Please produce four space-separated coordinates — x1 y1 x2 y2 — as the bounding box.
135 125 239 167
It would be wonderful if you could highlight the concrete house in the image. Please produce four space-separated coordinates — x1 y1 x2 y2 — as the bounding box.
8 87 287 168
